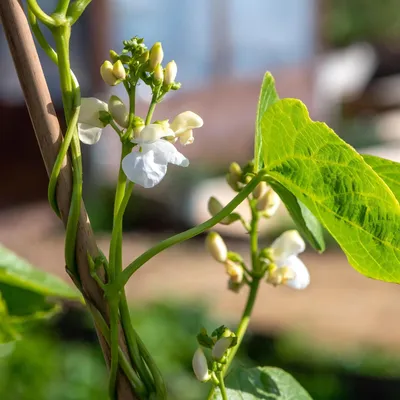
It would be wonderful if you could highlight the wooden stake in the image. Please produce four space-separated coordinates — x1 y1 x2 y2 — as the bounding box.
0 1 136 398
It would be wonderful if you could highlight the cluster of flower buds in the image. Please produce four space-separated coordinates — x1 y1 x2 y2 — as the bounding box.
205 232 245 292
192 326 237 382
260 230 310 290
100 60 126 86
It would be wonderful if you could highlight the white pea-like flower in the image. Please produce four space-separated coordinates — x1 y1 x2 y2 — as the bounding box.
122 111 203 188
212 337 233 361
192 348 210 382
268 230 310 290
169 111 203 146
122 123 189 188
78 97 108 145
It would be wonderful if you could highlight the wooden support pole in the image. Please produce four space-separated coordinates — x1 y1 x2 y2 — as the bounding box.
0 1 136 398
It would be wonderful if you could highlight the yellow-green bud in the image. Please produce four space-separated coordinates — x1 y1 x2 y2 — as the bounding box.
109 50 119 63
149 42 164 71
229 162 242 178
153 63 164 84
207 196 223 216
226 173 240 191
164 60 177 85
108 95 129 128
205 232 227 263
224 260 243 283
100 60 118 86
256 189 281 217
253 181 268 199
139 50 149 63
112 60 126 80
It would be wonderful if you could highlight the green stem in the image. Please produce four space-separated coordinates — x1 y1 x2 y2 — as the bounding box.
27 0 57 27
92 307 147 398
108 172 266 294
108 298 120 399
145 90 159 125
217 371 228 400
66 0 92 24
207 193 262 400
54 0 70 16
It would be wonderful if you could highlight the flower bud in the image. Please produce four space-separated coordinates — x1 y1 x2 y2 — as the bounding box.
153 63 164 84
100 60 118 86
205 232 227 263
108 95 129 128
112 60 126 80
226 173 240 191
164 60 177 85
256 189 281 217
149 42 164 71
224 260 243 283
253 181 268 199
139 50 149 63
229 162 242 179
109 50 119 63
212 337 232 361
228 279 244 293
208 196 223 216
192 348 210 382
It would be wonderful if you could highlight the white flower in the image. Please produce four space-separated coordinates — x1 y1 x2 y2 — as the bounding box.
122 123 189 188
192 348 210 382
268 230 310 290
164 60 177 85
78 97 108 145
212 337 232 361
170 111 203 145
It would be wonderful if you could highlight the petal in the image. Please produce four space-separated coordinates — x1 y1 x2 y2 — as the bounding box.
79 98 108 128
192 348 210 382
271 230 305 263
170 111 203 135
78 123 103 145
283 256 310 290
149 140 189 167
135 124 173 144
122 150 167 188
179 129 194 146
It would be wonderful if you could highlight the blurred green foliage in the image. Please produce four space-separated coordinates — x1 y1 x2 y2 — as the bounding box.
328 0 400 46
1 301 400 399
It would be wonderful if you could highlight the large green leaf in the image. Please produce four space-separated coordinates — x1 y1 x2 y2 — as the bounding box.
0 245 81 300
254 72 279 172
214 367 312 399
261 99 400 283
362 155 400 201
267 179 325 252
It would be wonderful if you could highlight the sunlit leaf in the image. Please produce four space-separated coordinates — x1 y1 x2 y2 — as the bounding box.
213 366 312 399
267 179 325 252
362 154 400 201
254 72 279 172
261 99 400 283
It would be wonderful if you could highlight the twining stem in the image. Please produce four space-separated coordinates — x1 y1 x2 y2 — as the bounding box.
217 371 228 400
27 0 56 27
207 190 262 400
108 172 267 294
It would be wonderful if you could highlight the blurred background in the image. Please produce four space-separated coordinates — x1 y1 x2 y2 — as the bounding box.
1 0 400 399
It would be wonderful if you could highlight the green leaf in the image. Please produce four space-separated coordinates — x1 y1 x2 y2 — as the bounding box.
254 72 279 172
0 245 81 300
261 99 400 283
214 366 312 399
362 155 400 201
267 179 325 252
